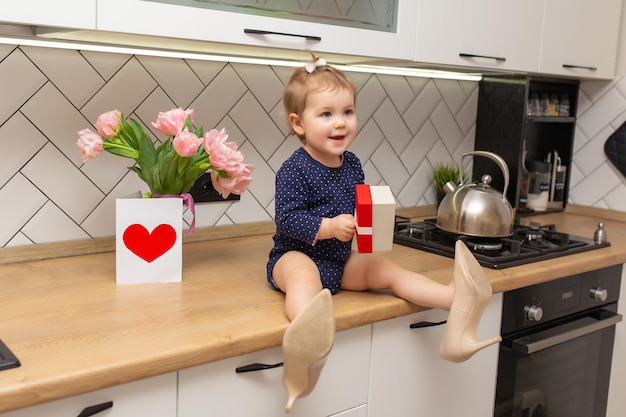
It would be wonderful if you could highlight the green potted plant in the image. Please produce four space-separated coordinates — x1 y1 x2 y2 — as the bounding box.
430 162 469 204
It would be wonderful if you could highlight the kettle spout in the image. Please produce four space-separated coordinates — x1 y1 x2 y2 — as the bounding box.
442 181 458 195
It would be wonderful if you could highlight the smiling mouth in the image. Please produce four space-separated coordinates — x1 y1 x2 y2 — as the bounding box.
329 136 345 141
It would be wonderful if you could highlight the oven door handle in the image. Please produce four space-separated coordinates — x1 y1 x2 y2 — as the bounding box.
512 312 622 354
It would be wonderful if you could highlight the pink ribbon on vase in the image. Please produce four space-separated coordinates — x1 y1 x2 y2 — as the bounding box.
152 192 196 236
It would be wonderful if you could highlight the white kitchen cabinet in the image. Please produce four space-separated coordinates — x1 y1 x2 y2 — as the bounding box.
0 372 176 417
95 0 418 62
0 0 96 29
368 293 503 417
538 0 622 79
330 404 367 417
178 324 371 417
414 0 545 73
606 264 626 417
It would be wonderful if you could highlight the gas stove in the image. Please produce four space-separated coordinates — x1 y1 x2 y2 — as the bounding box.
393 216 610 269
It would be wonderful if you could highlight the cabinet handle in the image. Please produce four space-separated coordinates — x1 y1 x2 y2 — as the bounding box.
409 320 447 329
562 64 598 72
244 29 321 41
76 401 113 417
235 362 284 373
459 53 506 62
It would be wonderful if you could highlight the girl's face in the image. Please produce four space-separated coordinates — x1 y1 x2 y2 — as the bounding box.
289 87 357 167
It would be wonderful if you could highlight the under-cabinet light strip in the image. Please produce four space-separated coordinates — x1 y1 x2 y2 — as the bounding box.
0 36 482 81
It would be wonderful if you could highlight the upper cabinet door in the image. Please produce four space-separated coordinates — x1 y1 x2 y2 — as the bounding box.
96 0 418 62
539 0 622 79
415 0 545 72
2 0 96 29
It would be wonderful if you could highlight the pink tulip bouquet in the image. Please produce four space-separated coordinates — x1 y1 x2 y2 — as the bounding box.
78 108 253 197
77 108 254 234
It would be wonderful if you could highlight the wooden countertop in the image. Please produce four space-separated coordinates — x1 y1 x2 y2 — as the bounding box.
1 208 626 412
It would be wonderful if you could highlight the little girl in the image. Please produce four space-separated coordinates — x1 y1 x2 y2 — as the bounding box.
267 56 501 412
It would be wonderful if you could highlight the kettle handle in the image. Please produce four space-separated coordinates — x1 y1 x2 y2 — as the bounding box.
460 151 509 200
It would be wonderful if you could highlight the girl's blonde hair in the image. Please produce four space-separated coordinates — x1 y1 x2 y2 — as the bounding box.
282 56 357 142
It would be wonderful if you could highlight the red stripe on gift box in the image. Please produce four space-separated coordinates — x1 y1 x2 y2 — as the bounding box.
355 184 373 253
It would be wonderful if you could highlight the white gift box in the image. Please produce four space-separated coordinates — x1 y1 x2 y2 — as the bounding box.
355 185 396 253
116 198 183 284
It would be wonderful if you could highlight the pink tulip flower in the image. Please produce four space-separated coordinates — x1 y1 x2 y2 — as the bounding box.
172 129 203 157
77 129 104 162
151 108 194 136
205 128 243 172
95 110 122 139
211 163 254 198
204 128 254 197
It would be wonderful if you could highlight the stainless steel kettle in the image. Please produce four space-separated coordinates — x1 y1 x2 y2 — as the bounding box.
436 151 514 237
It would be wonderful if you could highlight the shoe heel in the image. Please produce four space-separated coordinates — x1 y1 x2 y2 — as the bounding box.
440 308 502 362
284 352 328 412
439 241 501 363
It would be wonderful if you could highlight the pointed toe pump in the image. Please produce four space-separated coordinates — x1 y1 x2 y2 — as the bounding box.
282 289 335 412
440 240 502 363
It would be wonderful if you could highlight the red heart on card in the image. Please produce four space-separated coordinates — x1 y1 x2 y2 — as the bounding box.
122 224 177 263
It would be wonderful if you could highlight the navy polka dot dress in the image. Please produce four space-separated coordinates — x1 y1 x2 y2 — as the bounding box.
266 147 364 294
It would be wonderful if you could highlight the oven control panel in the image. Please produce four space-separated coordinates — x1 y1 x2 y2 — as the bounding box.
501 264 622 335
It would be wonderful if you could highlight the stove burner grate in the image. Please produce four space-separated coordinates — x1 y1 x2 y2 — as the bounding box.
393 216 610 269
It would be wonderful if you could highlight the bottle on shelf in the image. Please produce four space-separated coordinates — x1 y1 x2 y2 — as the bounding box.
539 93 550 117
558 94 570 117
548 94 559 116
528 93 540 116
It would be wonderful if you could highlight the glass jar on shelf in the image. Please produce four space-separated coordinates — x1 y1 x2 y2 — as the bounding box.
528 93 540 116
548 94 559 116
558 94 570 116
539 93 550 117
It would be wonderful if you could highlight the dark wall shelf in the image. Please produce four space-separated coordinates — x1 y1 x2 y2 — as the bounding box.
526 116 576 123
474 75 579 216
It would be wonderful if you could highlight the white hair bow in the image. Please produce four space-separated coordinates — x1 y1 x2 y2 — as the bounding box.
305 58 327 73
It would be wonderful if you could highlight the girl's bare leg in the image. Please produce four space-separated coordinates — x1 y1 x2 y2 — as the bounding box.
341 252 454 311
272 251 324 320
342 249 500 363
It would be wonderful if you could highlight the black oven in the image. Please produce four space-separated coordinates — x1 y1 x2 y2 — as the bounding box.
494 264 622 417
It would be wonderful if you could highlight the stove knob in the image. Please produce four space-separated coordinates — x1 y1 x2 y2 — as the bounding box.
590 287 608 302
524 305 543 322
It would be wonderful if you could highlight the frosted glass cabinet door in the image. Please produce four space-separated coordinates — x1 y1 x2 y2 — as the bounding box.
1 0 96 29
143 0 398 32
415 0 545 72
369 294 503 417
96 0 418 61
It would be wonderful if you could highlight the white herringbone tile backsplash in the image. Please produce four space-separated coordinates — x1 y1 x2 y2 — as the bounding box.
3 40 624 249
572 76 626 209
0 43 478 247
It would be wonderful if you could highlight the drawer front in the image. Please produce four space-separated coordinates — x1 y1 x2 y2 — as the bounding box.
178 325 371 417
0 373 177 417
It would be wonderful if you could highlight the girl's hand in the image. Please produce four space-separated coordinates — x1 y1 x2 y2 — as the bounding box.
329 214 356 242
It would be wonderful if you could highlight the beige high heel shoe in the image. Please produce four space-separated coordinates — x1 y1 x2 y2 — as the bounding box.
282 289 335 413
440 240 502 362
